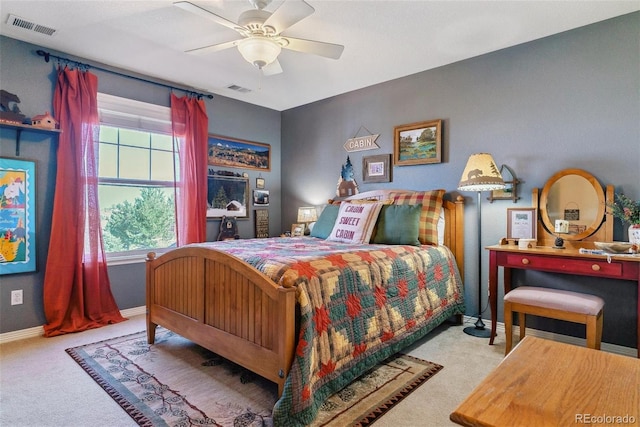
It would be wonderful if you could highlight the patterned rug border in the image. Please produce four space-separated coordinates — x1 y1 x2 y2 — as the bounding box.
65 330 443 427
65 331 158 427
354 354 443 426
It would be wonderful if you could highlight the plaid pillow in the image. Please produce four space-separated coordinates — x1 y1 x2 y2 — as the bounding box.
392 190 445 245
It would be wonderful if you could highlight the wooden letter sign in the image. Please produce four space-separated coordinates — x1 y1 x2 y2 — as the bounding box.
254 209 269 238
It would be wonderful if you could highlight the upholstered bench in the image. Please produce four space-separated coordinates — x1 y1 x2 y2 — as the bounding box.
503 286 604 355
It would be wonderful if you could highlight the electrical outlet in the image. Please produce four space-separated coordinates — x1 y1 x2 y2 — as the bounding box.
11 290 23 306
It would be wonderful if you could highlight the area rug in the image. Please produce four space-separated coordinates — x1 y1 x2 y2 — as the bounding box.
66 328 443 427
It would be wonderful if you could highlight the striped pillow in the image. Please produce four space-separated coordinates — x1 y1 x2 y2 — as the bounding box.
326 201 384 244
392 190 445 245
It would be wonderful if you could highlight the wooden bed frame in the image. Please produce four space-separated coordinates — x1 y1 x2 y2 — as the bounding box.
146 190 464 397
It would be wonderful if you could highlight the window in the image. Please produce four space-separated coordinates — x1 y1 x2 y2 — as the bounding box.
97 94 177 259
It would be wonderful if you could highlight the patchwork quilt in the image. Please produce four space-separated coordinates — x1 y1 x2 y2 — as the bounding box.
194 237 465 426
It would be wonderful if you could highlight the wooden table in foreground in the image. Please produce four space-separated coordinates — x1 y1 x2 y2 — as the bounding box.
450 336 640 427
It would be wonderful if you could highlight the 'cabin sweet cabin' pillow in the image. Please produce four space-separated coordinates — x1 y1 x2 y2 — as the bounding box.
326 201 384 244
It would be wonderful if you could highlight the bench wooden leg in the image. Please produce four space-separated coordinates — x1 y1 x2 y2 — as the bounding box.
586 311 604 350
519 312 526 340
595 312 603 350
504 301 513 355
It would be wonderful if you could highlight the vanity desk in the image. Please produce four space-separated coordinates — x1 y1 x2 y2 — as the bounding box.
487 244 640 357
489 168 640 357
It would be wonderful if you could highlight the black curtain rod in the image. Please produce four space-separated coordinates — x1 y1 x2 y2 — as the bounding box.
36 49 213 100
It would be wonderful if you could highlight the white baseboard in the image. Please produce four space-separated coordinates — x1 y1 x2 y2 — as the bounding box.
0 306 146 344
463 315 636 358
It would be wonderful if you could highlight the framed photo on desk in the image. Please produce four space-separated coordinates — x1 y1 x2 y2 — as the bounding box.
507 207 537 239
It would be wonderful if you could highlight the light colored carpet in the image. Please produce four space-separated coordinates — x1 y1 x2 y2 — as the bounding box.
0 315 506 426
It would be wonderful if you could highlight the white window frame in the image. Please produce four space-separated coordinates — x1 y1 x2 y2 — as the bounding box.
97 93 175 265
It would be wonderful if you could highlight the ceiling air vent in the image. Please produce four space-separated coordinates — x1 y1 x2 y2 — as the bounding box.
227 84 251 94
6 14 56 36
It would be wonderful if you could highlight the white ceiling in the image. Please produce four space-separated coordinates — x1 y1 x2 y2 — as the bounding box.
1 1 638 111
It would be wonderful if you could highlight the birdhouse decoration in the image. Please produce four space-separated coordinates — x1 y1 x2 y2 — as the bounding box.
31 112 58 130
336 156 359 197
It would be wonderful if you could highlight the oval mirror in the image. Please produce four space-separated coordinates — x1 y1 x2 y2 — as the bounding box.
539 168 605 241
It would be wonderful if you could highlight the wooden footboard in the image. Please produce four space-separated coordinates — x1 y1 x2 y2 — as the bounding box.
145 190 465 401
146 247 296 396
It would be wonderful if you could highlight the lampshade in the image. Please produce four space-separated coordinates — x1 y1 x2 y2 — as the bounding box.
237 37 281 69
458 153 506 192
297 206 318 223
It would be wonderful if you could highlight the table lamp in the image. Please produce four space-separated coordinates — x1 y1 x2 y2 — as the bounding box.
297 206 318 235
458 153 505 338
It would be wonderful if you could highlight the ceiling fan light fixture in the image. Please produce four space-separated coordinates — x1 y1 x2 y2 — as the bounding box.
237 37 281 69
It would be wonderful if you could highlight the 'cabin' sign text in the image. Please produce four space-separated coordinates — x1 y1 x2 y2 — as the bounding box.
343 134 380 152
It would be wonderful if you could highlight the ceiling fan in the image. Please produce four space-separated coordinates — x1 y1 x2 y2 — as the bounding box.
174 0 345 75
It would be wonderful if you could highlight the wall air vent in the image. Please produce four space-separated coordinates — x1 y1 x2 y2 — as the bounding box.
6 14 56 36
227 84 251 94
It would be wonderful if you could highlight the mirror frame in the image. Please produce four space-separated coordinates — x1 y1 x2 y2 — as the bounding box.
539 168 606 241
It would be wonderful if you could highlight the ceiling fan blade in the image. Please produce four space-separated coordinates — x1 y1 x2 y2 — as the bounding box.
263 0 314 34
283 37 344 59
174 1 240 32
262 59 283 76
185 39 239 55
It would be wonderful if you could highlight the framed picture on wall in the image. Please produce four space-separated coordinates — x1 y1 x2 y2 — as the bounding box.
256 177 265 189
253 189 269 206
207 172 249 219
393 119 442 166
362 154 392 183
0 157 37 275
208 134 271 171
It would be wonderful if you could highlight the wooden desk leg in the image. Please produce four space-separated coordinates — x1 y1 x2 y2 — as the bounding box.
637 269 640 358
489 251 498 345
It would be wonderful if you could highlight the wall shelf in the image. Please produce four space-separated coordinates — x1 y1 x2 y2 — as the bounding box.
0 122 61 156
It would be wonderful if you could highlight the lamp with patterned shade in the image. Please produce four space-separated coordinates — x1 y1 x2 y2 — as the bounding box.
458 153 505 338
297 206 318 235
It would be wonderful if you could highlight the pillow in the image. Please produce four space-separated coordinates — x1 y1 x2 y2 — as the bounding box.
310 204 340 239
326 201 384 244
371 204 422 246
392 189 445 245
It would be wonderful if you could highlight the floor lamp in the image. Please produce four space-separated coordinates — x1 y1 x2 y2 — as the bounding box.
458 153 505 338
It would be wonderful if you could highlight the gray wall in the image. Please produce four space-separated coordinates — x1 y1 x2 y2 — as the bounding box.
281 13 640 347
0 36 281 333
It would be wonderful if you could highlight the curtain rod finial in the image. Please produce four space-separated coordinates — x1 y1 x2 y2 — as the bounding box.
36 50 50 62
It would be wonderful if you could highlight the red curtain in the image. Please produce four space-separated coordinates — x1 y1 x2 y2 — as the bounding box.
43 67 125 337
171 93 209 245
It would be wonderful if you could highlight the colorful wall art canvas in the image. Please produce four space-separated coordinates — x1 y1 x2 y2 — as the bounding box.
0 158 36 275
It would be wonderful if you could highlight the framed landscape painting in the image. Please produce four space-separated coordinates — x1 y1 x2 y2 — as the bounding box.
0 158 36 275
394 119 442 166
208 134 271 171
